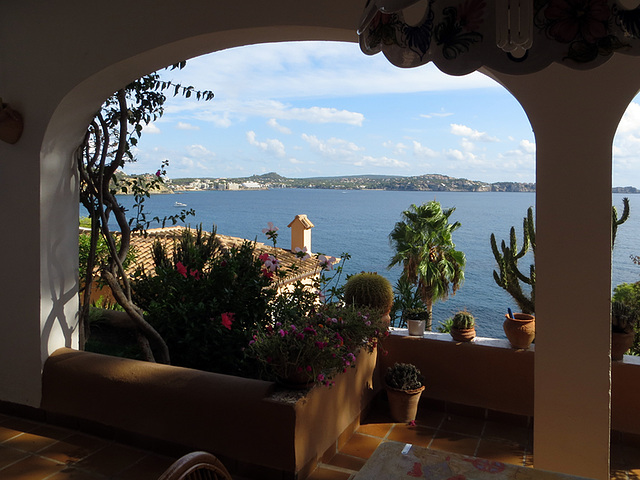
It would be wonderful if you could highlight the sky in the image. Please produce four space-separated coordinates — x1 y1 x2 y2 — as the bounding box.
124 41 640 187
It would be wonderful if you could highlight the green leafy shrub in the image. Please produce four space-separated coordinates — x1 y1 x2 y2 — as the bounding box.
436 318 453 333
133 227 276 375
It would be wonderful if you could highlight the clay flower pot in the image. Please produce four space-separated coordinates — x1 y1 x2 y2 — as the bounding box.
503 313 535 349
407 319 425 336
612 331 635 361
385 385 425 423
450 327 476 342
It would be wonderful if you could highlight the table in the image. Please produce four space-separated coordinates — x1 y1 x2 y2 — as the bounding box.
353 442 590 480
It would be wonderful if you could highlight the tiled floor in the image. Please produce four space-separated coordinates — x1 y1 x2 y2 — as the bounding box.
1 407 639 480
309 405 640 480
0 413 176 480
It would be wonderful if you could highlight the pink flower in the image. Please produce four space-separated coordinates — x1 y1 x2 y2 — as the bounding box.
306 365 312 372
409 420 416 427
176 261 187 278
317 373 325 382
189 268 200 280
259 253 270 262
262 222 279 234
278 329 286 337
318 255 337 271
221 312 235 330
294 246 312 261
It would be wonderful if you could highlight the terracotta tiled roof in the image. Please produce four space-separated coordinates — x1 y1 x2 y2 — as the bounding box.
126 226 325 284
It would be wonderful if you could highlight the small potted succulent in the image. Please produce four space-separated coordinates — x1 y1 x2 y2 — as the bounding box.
384 362 425 422
612 301 638 361
450 310 476 342
344 272 394 327
404 306 429 336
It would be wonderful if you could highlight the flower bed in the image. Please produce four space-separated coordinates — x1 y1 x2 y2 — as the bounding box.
41 347 378 479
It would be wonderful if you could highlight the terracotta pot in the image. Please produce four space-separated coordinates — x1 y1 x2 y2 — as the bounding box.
612 331 635 361
385 385 425 423
450 327 476 342
503 313 535 349
0 104 24 144
407 319 425 336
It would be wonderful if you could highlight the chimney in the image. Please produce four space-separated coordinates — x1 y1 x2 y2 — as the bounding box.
287 214 314 253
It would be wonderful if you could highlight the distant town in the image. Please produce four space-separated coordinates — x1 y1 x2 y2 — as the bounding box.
126 171 640 194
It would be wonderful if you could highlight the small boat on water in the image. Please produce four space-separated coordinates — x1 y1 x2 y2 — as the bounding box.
174 202 187 207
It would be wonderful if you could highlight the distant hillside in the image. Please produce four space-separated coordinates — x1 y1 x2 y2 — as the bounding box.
171 172 537 192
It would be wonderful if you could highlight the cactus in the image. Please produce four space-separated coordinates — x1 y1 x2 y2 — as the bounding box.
491 199 629 316
490 206 536 315
385 362 424 391
612 197 630 249
452 310 475 329
344 272 394 313
612 301 638 334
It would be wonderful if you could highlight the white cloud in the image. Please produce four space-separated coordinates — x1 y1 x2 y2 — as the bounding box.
383 140 408 154
617 102 640 134
185 144 215 158
142 123 161 134
267 118 292 134
520 139 536 154
289 158 304 164
420 112 454 119
246 131 286 157
354 155 410 169
445 149 466 161
412 141 438 158
176 122 199 131
450 124 499 142
301 134 363 157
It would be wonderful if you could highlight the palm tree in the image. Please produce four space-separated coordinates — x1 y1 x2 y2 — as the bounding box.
389 201 466 330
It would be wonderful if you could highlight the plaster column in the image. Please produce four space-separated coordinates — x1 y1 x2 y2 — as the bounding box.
487 54 640 479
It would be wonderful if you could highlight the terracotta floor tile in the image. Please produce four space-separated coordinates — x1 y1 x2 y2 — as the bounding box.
38 433 108 465
429 431 479 457
387 424 436 448
75 443 145 477
627 467 640 479
0 418 39 434
0 426 26 443
610 468 628 480
482 421 532 448
0 454 65 480
476 439 526 466
326 453 367 472
30 424 73 442
338 433 381 459
47 467 106 480
117 453 177 480
307 465 353 480
3 431 60 453
439 413 485 437
356 422 392 438
415 409 445 428
0 445 30 469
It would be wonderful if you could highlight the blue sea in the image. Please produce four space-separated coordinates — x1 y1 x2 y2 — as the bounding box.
95 189 640 339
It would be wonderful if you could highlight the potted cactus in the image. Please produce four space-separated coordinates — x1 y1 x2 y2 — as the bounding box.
384 362 425 423
344 272 394 327
450 310 476 342
404 305 429 336
612 301 638 361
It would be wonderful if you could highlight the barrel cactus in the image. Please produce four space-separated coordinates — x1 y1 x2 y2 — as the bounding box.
343 272 394 313
452 310 475 329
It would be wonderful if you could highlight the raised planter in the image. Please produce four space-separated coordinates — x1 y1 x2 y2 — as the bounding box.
41 347 377 479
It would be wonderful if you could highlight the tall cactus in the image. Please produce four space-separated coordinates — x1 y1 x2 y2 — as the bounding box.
491 198 630 315
612 197 630 249
490 207 536 315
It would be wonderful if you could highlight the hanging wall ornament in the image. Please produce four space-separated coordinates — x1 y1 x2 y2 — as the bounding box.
359 0 640 75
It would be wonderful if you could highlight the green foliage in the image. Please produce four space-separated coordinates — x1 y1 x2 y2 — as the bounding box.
436 318 454 333
79 231 135 289
490 207 536 314
385 362 424 391
391 276 427 327
389 201 466 330
612 282 640 355
247 302 388 387
452 310 475 329
133 227 276 375
343 272 394 312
